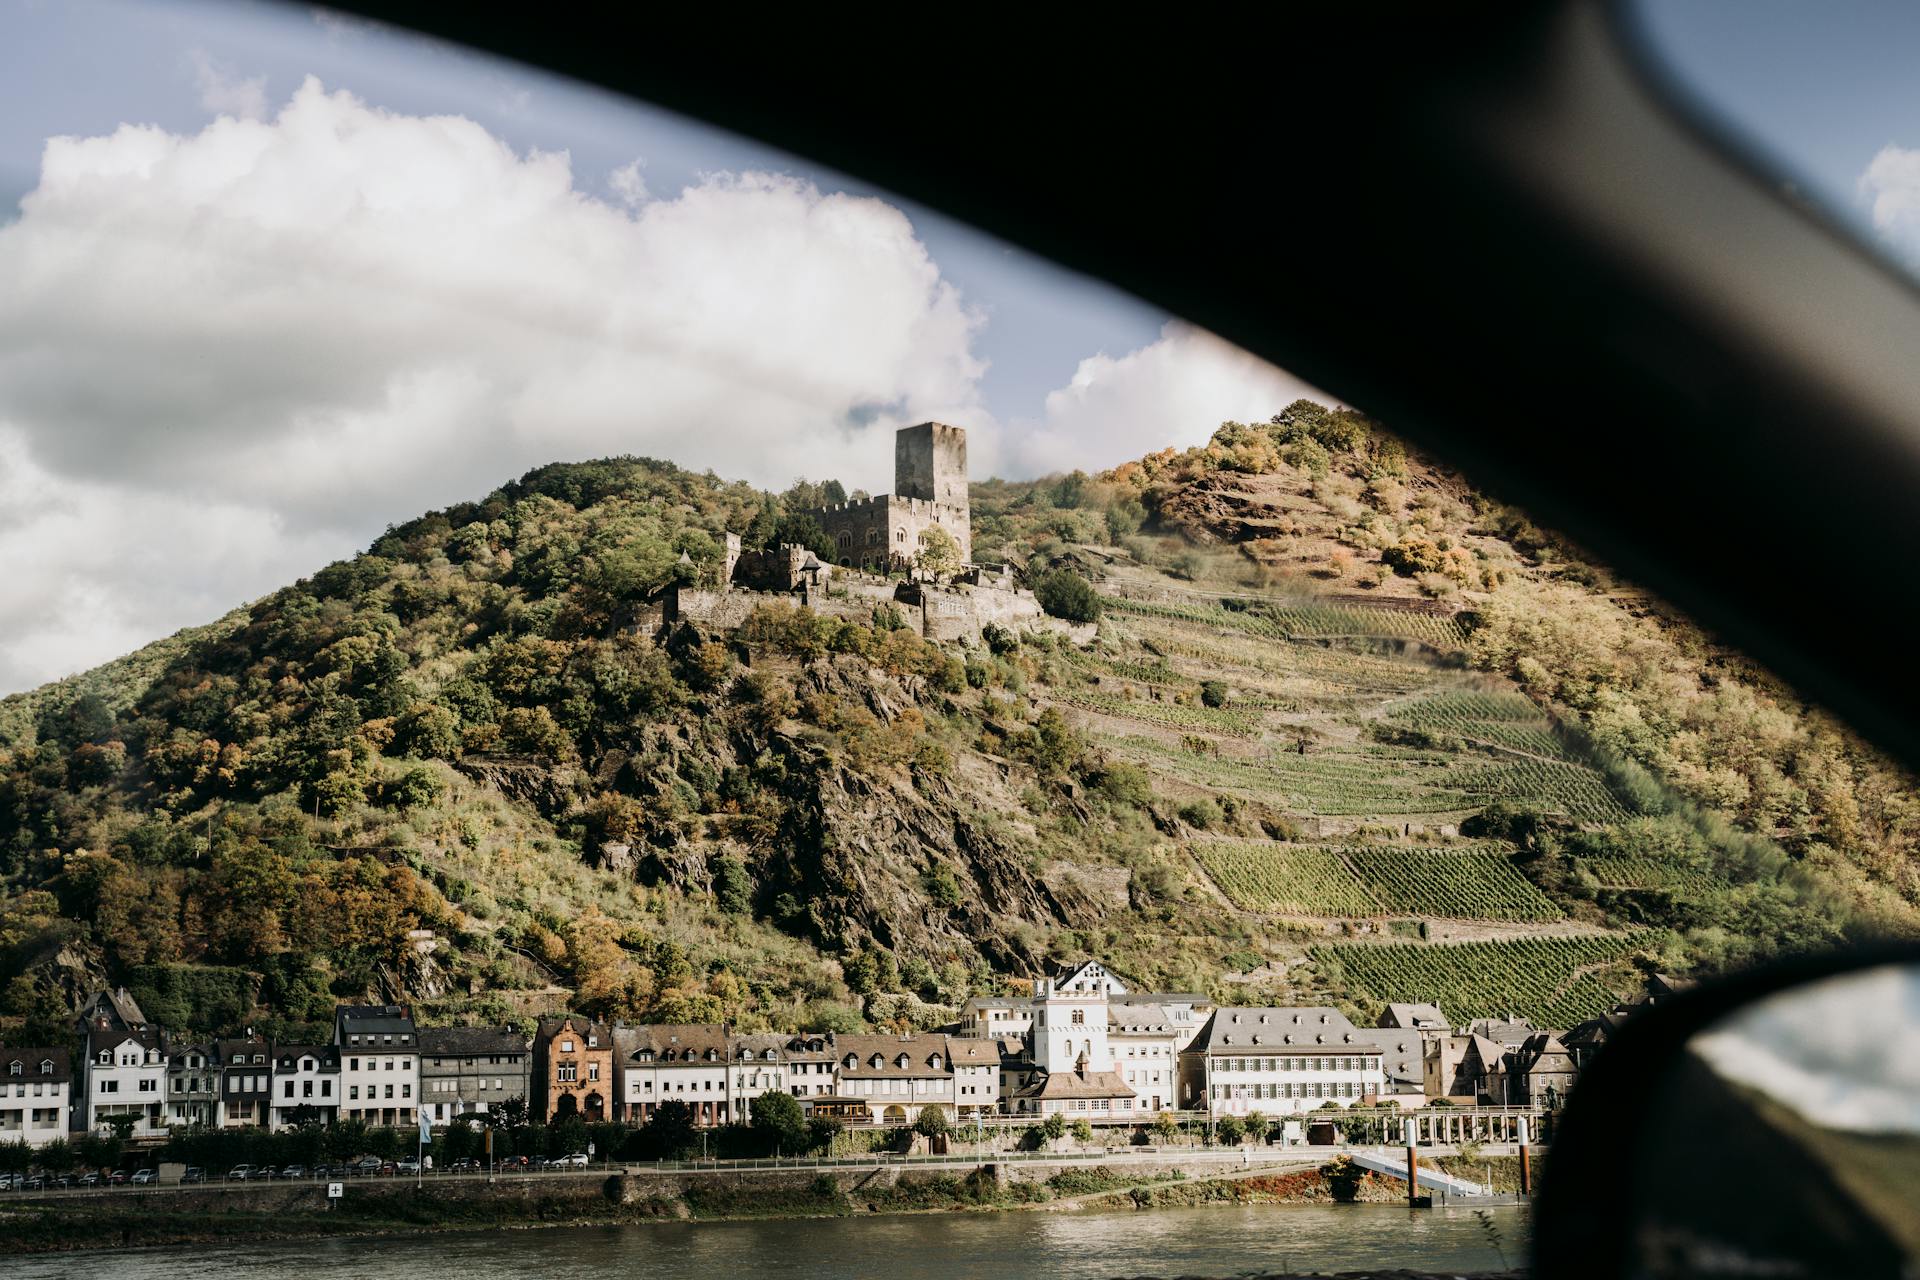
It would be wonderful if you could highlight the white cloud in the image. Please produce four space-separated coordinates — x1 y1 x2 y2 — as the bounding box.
1859 143 1920 263
609 157 649 207
0 77 1316 694
1006 321 1332 476
188 49 268 121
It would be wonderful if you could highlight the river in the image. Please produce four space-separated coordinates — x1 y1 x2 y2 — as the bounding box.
11 1203 1529 1277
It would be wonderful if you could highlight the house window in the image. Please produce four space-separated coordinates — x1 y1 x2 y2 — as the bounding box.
562 1040 575 1053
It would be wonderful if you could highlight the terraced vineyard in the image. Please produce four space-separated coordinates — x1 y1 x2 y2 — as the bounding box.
1310 932 1660 1027
1345 847 1562 921
1581 857 1725 892
1388 688 1570 758
1195 840 1561 921
1051 690 1262 737
1195 844 1381 915
1102 594 1469 648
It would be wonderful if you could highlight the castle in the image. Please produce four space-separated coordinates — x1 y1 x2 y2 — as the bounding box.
807 421 973 571
648 422 1092 646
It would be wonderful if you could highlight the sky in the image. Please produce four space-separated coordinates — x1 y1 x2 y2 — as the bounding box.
0 0 1326 696
1692 963 1920 1134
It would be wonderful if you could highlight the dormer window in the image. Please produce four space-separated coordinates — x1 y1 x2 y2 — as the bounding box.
869 1054 883 1069
7 1063 17 1075
895 1054 910 1069
844 1054 858 1069
930 1054 943 1070
39 1059 52 1074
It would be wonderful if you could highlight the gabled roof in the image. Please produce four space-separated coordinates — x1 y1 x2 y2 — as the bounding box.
1014 1067 1133 1100
537 1015 611 1044
729 1032 789 1062
1108 1003 1175 1034
337 1004 416 1035
623 1024 729 1064
945 1038 998 1066
1466 1016 1541 1047
1191 1007 1371 1054
1349 1029 1424 1091
1380 1002 1449 1031
1043 959 1128 996
417 1027 529 1057
0 1047 69 1077
87 1021 165 1054
271 1044 340 1070
832 1033 951 1078
79 987 148 1031
1512 1031 1574 1072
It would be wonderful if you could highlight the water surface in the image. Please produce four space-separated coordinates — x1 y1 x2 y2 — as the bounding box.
13 1203 1529 1278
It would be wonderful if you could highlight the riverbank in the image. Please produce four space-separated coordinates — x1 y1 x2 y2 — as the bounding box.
0 1153 1530 1255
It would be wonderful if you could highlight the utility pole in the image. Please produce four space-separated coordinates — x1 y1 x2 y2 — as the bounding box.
1404 1117 1419 1205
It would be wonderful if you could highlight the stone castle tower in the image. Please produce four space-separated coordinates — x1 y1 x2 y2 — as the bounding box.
894 421 968 506
808 422 971 571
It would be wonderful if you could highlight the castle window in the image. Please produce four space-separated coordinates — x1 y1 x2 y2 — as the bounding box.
866 529 879 545
836 531 850 548
896 531 905 542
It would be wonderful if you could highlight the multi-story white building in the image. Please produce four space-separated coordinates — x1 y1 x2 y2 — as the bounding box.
270 1044 340 1128
1180 1007 1387 1118
82 1018 168 1136
727 1033 788 1124
1109 1001 1181 1115
1 1048 70 1148
947 1037 999 1117
782 1034 838 1103
1012 960 1137 1118
615 1024 730 1126
830 1033 955 1125
335 1005 418 1126
958 995 1033 1042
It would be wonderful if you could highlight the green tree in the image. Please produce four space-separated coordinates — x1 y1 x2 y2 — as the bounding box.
1071 1118 1094 1144
1034 570 1101 623
913 1105 952 1140
1214 1114 1245 1145
1153 1111 1180 1143
915 526 962 577
749 1090 808 1155
641 1099 697 1159
1041 1112 1067 1143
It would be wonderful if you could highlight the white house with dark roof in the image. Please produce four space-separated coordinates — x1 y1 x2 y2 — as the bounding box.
958 995 1033 1042
830 1033 955 1125
1108 1000 1181 1114
1351 1027 1426 1100
1 1047 70 1148
83 1017 168 1136
1012 961 1137 1118
727 1033 789 1123
946 1036 999 1116
270 1044 340 1129
781 1034 838 1103
1180 1007 1387 1118
615 1024 731 1126
335 1004 418 1126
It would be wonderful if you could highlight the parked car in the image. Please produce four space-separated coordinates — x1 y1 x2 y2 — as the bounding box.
52 1174 73 1189
448 1157 480 1172
394 1157 421 1175
106 1169 129 1186
182 1167 206 1184
310 1163 337 1179
376 1161 397 1177
130 1169 157 1185
553 1152 589 1167
227 1164 256 1181
350 1156 382 1175
280 1164 307 1180
77 1172 101 1187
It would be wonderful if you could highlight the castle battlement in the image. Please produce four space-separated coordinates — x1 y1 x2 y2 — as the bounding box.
805 422 972 571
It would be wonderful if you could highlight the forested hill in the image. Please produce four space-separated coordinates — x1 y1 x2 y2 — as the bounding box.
2 403 1914 1046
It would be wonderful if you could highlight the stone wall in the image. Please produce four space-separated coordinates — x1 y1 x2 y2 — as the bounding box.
810 495 971 569
894 421 968 506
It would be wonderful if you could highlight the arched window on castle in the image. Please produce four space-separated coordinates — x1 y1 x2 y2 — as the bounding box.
836 531 851 548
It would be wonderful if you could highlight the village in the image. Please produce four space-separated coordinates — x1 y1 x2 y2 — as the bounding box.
0 955 1684 1185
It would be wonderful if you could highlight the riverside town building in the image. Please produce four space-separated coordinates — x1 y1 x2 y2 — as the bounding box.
12 966 1673 1145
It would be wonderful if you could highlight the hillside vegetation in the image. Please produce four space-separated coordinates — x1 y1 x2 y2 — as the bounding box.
3 403 1915 1044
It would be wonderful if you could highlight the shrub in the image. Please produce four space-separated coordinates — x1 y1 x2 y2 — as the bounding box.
1199 680 1229 708
1034 570 1102 623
